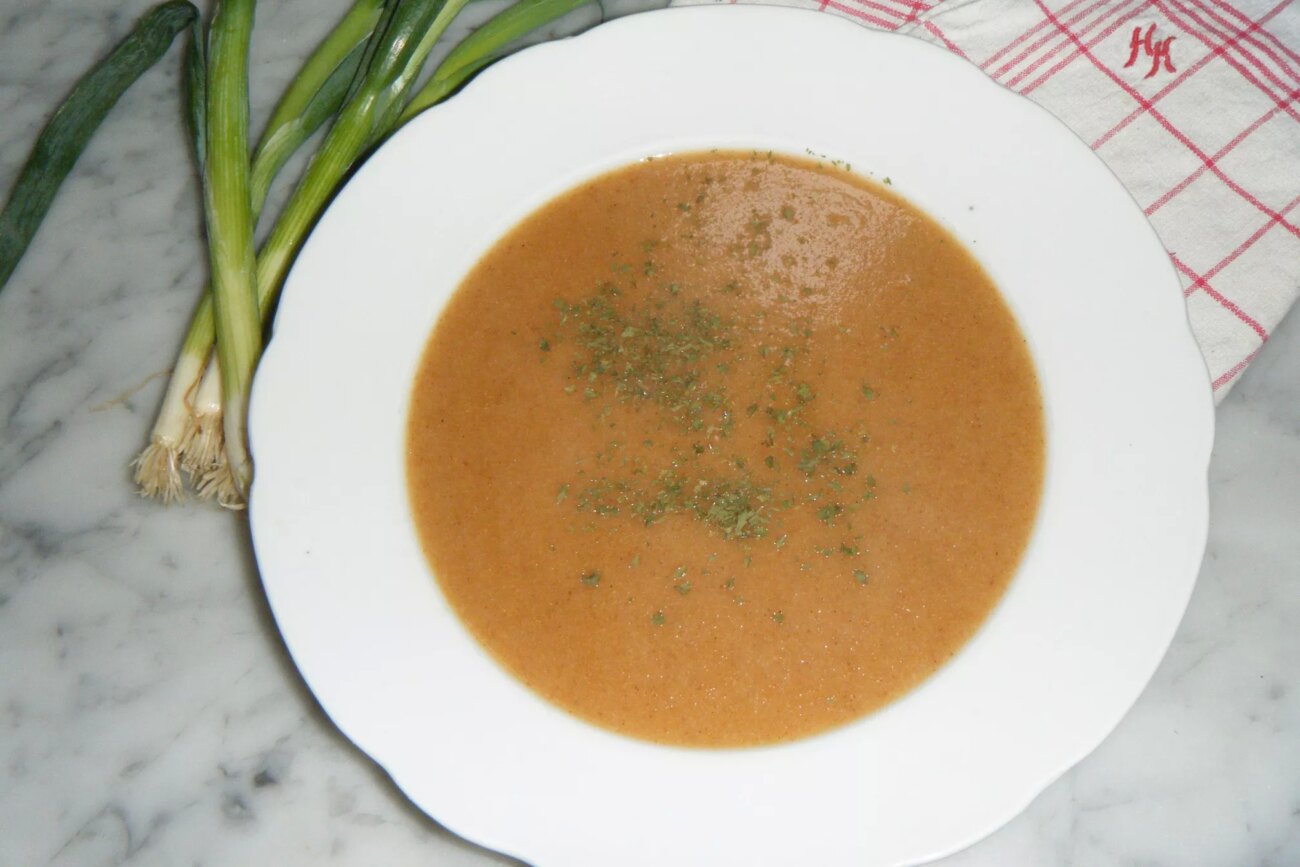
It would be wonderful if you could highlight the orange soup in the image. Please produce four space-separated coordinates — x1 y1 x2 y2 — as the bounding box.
407 151 1044 747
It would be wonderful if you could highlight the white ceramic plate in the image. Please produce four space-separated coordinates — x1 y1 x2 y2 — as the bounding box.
248 7 1213 866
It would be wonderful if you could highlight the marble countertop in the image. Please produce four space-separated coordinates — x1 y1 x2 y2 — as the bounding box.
1 1 1297 865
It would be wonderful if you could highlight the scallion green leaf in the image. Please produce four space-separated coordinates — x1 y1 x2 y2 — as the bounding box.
399 0 594 124
250 0 386 213
251 0 472 324
0 1 198 294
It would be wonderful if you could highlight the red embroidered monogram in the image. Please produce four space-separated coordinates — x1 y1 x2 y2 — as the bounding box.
1125 23 1178 77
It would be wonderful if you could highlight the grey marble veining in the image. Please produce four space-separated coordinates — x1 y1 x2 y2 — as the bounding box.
1 2 1297 865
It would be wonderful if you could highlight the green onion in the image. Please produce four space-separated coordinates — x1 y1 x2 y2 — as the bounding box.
138 0 586 505
4 0 601 504
203 0 260 498
194 0 386 500
172 17 223 491
195 0 472 505
0 1 197 295
131 10 208 504
138 0 390 501
398 0 592 125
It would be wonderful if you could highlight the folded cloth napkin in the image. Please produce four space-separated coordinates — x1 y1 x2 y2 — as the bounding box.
671 0 1300 401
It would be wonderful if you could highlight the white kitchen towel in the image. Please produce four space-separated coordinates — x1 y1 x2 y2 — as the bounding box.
672 0 1300 400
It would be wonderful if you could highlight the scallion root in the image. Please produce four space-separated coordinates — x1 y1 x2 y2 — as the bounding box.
181 412 223 476
132 438 185 503
196 458 246 510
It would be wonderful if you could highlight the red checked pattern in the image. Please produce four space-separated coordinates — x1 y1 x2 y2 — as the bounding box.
681 0 1300 399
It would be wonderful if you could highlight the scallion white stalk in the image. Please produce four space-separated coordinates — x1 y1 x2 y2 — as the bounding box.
131 338 206 502
179 357 224 476
187 357 245 509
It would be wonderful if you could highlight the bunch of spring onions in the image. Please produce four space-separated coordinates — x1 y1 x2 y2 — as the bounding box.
0 0 593 508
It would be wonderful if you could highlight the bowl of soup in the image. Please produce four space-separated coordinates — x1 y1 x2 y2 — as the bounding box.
248 6 1212 866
